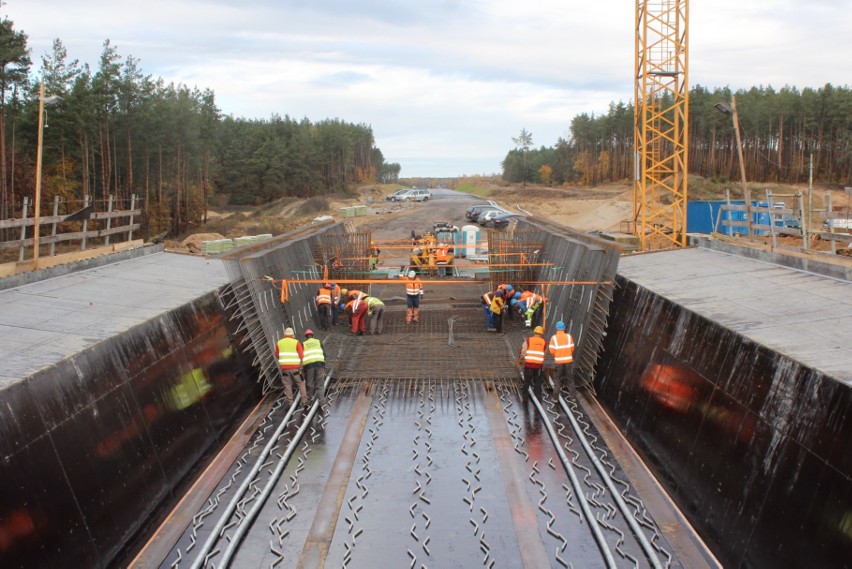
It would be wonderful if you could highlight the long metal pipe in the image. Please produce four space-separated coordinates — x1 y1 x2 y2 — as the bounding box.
188 393 304 569
528 387 617 568
218 390 324 567
556 394 664 569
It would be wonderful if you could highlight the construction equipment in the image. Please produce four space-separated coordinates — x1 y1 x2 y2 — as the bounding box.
409 229 456 276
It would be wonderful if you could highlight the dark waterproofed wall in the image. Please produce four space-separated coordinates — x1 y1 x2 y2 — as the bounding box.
595 276 851 568
0 290 260 568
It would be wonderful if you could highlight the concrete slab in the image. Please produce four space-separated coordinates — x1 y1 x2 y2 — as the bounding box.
0 252 228 382
618 247 852 385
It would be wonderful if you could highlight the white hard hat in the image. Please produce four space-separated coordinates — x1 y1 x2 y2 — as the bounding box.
408 271 416 278
284 327 295 337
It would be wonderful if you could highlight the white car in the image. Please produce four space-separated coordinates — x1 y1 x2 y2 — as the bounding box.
386 189 410 202
478 209 507 225
399 189 432 202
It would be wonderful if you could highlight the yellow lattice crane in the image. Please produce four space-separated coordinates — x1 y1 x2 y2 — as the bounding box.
634 0 689 250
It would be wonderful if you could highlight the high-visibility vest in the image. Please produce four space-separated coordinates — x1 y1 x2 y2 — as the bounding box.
520 291 534 302
366 296 384 309
277 337 302 368
302 338 325 365
524 336 547 365
490 296 504 314
549 331 575 364
525 294 543 308
349 290 365 310
317 287 332 305
330 285 341 303
435 247 448 262
403 277 422 296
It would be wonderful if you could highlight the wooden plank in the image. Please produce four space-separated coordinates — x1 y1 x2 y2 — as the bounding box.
0 208 140 229
0 224 141 250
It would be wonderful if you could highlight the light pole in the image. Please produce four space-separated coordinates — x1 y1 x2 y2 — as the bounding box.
33 80 62 269
714 95 752 238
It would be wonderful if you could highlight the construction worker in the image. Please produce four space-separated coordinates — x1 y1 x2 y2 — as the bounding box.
316 283 333 330
481 288 500 331
365 295 386 335
302 329 326 406
369 243 381 270
490 290 505 333
435 243 449 277
518 289 545 328
548 321 575 397
348 290 368 335
498 284 515 320
330 283 342 326
518 326 547 397
275 327 306 407
401 270 423 323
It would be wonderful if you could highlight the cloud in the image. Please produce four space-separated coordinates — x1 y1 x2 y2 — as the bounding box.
7 0 850 177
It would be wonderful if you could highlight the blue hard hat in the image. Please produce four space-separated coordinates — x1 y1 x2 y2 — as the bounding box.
513 291 521 300
510 299 518 307
330 282 336 287
495 290 504 297
556 321 566 331
505 285 513 292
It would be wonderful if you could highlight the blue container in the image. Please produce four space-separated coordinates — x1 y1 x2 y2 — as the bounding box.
688 200 783 236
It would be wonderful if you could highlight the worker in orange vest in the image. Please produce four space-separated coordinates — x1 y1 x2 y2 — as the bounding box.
548 321 576 396
316 283 333 330
347 290 368 335
330 283 342 326
401 270 423 323
518 326 547 397
435 243 449 277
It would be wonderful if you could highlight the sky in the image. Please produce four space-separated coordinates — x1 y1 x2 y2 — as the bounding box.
7 0 851 178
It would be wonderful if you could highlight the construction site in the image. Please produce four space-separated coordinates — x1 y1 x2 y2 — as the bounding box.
1 183 850 569
1 1 851 567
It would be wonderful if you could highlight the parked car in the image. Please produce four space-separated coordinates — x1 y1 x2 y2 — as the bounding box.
486 212 523 228
386 189 410 202
478 210 507 225
399 189 432 202
470 208 502 222
465 204 496 220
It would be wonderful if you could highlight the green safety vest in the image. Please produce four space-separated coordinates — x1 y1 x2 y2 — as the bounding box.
277 337 302 367
302 337 325 365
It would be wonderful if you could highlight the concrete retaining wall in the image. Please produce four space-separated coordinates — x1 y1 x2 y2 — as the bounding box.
595 276 851 567
0 290 260 568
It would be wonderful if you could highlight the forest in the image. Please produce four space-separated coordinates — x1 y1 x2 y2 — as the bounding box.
0 18 401 240
502 84 851 189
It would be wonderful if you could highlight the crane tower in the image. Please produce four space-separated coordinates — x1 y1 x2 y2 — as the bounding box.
634 0 689 250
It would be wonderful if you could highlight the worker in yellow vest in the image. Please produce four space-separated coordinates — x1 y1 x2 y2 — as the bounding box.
302 329 326 406
275 327 305 407
548 321 576 397
518 326 547 397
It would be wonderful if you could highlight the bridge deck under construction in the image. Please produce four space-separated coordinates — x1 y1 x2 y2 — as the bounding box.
134 284 715 569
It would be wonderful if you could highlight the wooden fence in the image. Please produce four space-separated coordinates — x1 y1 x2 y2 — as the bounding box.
0 194 141 262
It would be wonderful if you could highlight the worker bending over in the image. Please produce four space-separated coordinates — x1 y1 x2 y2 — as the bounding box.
346 289 368 335
498 284 514 320
330 283 342 326
518 289 545 328
548 321 575 397
365 295 385 335
490 290 505 333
